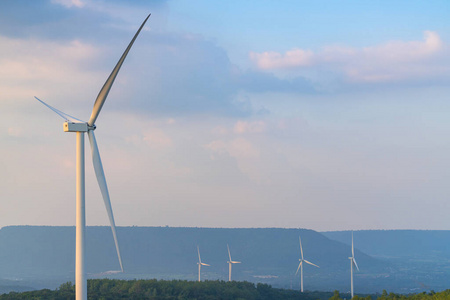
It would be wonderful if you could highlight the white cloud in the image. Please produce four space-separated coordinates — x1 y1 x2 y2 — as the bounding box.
0 35 101 110
249 49 314 69
362 31 442 62
51 0 85 8
250 31 449 84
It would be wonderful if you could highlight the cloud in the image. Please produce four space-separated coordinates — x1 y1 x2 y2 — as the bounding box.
0 30 250 117
250 31 450 85
236 70 316 94
51 0 85 8
250 49 314 69
0 2 318 121
233 120 266 134
0 0 168 43
0 35 100 106
111 31 316 117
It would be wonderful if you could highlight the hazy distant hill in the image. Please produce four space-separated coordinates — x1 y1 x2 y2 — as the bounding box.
0 226 387 293
322 230 450 260
3 227 450 294
323 230 450 292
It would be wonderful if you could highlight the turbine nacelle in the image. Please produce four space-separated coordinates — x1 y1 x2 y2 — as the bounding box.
198 263 210 266
63 121 96 132
228 261 241 264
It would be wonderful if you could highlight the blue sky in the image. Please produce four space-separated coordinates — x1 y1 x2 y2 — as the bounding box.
1 0 450 231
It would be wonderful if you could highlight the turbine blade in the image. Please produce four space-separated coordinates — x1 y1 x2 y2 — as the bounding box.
295 261 302 275
232 261 241 264
304 259 320 268
88 14 151 126
197 246 201 263
227 244 232 261
353 258 359 271
299 236 304 260
87 130 123 272
34 96 85 123
202 263 210 266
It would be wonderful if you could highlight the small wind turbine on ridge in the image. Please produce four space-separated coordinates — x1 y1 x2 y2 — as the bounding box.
295 236 319 292
35 14 150 300
197 246 210 282
349 231 359 298
227 244 241 281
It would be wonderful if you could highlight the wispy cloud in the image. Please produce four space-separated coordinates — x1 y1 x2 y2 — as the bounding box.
0 35 100 109
250 31 449 85
51 0 85 8
250 49 314 69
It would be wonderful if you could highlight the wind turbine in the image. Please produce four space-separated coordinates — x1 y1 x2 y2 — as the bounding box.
197 246 210 282
35 14 150 300
295 236 319 292
227 244 241 281
349 231 359 298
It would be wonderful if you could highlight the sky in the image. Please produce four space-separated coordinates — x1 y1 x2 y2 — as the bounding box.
1 0 450 231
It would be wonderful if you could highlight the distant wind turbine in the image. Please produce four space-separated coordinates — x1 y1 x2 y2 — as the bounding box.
35 14 150 300
197 246 210 282
227 244 241 281
349 232 359 298
295 236 319 292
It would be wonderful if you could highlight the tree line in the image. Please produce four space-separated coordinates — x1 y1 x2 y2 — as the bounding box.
0 279 329 300
0 279 448 300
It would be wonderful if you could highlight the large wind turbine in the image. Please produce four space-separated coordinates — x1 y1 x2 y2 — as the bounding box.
227 244 241 281
349 232 359 298
35 14 150 300
295 236 319 292
197 246 210 282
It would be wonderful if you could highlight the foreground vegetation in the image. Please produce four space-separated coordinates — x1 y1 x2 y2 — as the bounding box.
0 279 449 300
0 279 331 300
331 290 450 300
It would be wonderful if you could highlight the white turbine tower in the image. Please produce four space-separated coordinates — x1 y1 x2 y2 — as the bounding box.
35 14 150 300
349 232 359 298
197 246 210 282
227 244 241 282
295 236 319 292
